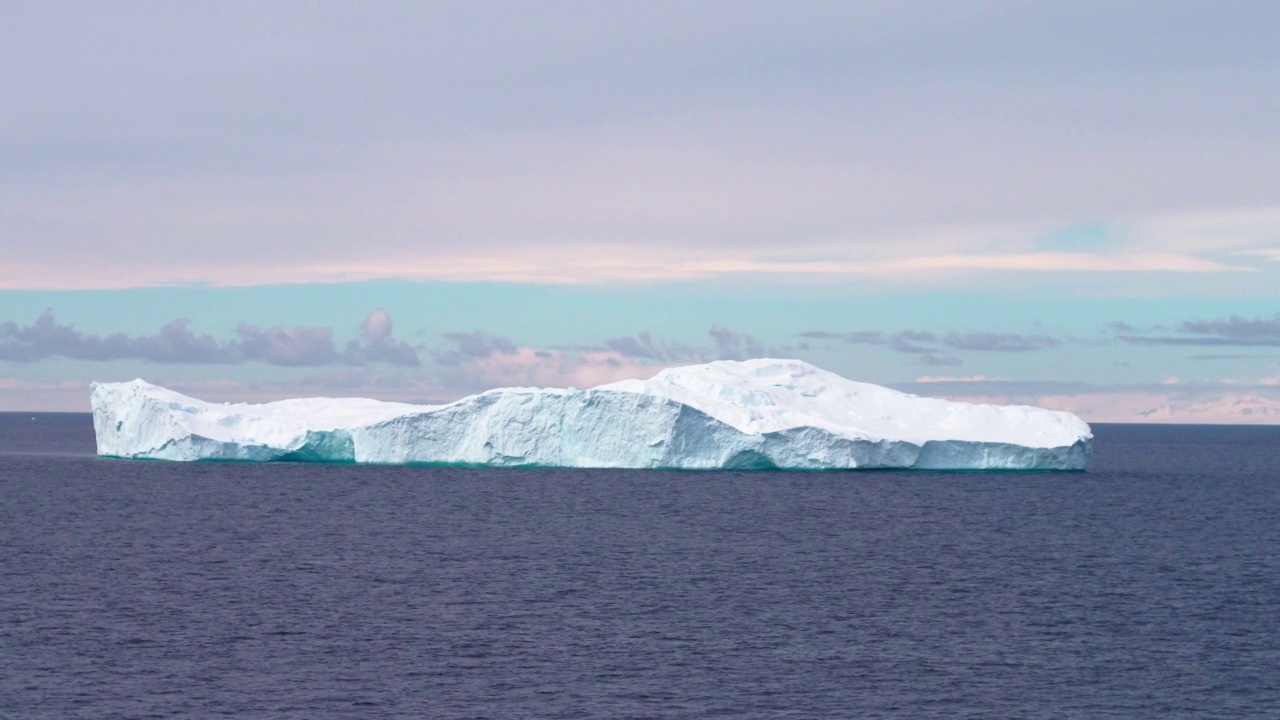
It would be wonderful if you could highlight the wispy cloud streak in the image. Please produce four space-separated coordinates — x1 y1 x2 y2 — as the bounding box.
800 327 1061 366
1116 313 1280 347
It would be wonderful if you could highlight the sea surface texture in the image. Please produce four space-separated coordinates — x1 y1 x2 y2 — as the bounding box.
2 414 1277 718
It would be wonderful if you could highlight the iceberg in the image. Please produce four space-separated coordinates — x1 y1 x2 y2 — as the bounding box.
90 359 1091 470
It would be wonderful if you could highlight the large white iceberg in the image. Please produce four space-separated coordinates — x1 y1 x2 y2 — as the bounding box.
90 359 1091 470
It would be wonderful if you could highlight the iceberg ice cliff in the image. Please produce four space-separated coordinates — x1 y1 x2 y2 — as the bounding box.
90 359 1091 470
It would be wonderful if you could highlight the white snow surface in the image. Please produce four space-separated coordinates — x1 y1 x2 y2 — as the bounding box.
91 359 1092 470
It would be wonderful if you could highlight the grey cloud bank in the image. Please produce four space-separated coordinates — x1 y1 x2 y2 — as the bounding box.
0 313 785 375
1117 313 1280 347
0 311 419 367
4 306 1280 422
432 332 520 367
800 328 1062 366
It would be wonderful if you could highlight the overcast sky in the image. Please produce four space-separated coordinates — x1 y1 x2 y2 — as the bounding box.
2 1 1279 419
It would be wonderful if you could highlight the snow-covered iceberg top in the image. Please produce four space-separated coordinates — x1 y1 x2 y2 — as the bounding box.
90 359 1091 470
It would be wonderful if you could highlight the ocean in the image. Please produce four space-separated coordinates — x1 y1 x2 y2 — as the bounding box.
1 414 1277 718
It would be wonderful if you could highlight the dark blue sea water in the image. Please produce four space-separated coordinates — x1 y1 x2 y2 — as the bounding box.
2 414 1277 718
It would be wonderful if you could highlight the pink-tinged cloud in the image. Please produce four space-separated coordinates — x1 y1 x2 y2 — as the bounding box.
447 348 666 392
73 251 1242 288
360 308 394 342
5 176 1275 289
1238 248 1280 261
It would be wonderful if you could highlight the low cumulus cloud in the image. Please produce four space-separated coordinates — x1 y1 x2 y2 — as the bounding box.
427 324 795 395
0 310 420 366
800 327 1059 366
431 331 519 367
603 330 685 362
889 330 937 354
431 331 661 393
1114 313 1280 347
708 325 766 360
347 311 421 366
603 326 794 363
916 351 962 363
801 330 884 344
942 332 1060 352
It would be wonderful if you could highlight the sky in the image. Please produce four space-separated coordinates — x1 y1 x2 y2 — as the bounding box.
2 1 1279 421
